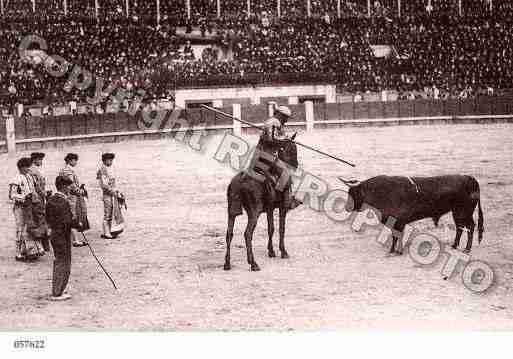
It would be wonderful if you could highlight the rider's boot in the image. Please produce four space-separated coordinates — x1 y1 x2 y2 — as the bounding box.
289 196 303 210
283 187 302 210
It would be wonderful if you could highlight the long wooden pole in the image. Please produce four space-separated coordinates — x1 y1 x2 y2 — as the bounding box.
82 233 118 290
95 0 98 19
247 0 250 17
397 0 401 17
186 0 190 18
306 0 311 17
201 105 356 167
217 0 221 18
156 0 160 25
367 0 371 17
125 0 129 17
63 0 67 15
337 0 341 18
277 0 281 17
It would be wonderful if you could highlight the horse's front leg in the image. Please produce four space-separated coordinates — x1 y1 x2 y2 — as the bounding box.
278 207 289 259
267 209 276 258
245 212 260 271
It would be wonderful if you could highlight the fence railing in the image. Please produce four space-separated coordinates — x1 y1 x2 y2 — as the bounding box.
2 95 513 154
174 72 338 89
314 96 513 122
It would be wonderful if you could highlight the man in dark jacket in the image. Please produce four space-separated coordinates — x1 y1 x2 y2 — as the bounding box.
46 176 83 301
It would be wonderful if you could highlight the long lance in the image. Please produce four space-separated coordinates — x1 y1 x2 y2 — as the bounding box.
81 232 118 290
200 105 356 167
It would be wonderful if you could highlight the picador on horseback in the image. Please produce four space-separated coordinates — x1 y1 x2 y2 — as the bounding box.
254 105 302 210
224 104 302 271
203 101 353 271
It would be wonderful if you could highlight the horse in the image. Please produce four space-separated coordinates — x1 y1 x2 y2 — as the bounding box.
224 139 299 271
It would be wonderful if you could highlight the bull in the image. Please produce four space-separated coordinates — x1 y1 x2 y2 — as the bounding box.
340 175 484 254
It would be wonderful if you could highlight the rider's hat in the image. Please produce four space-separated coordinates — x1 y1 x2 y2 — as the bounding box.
102 153 116 162
275 105 292 118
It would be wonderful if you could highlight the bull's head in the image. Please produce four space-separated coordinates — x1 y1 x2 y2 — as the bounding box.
338 177 364 212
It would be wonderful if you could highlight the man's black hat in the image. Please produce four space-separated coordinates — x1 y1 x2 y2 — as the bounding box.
64 153 79 163
17 157 32 170
30 152 45 160
102 153 115 162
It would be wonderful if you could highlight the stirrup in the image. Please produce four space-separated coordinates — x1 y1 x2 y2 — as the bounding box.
288 197 303 210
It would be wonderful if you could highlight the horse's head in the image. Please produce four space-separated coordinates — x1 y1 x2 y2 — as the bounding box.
278 139 298 170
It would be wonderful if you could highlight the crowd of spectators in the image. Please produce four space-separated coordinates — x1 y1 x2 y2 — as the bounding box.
1 0 513 110
0 17 178 107
0 0 505 20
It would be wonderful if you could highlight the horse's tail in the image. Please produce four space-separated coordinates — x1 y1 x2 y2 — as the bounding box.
227 175 243 217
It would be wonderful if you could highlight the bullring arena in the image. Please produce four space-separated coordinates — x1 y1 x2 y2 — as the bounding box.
2 0 513 337
2 122 513 330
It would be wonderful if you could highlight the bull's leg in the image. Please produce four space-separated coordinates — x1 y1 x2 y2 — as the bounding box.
390 237 397 254
267 209 276 258
278 207 289 259
224 215 235 270
452 208 475 252
464 220 476 254
394 223 405 255
245 212 260 271
451 228 464 250
394 236 403 255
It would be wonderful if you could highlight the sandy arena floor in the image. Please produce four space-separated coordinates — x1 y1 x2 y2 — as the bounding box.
1 123 513 330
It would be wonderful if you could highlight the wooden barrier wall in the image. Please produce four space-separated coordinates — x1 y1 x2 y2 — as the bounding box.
1 95 513 153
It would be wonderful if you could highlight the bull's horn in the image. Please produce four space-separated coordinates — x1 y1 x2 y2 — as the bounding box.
338 176 360 186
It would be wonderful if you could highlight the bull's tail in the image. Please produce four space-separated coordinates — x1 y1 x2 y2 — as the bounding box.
467 176 484 243
477 198 484 243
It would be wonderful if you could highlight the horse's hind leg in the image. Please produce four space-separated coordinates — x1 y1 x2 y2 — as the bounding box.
267 209 276 258
245 212 260 271
224 215 235 270
278 207 289 259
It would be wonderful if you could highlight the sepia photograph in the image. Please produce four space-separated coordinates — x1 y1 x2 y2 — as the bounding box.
1 0 512 356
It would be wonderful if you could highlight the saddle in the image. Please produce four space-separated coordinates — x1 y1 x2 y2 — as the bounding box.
252 137 294 208
240 164 280 209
